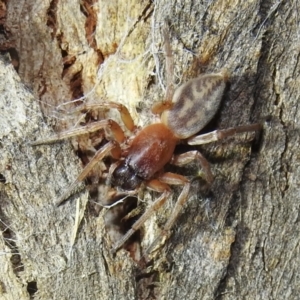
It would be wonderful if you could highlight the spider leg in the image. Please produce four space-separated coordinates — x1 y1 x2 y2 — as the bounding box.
187 123 262 145
55 141 121 206
151 25 174 115
157 172 190 231
163 24 174 103
171 151 214 184
31 119 126 145
112 172 191 254
145 172 190 254
69 102 135 132
112 180 171 253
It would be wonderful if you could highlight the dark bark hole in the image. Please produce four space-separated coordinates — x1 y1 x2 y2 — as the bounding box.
27 281 38 297
0 173 6 183
46 0 59 38
0 48 19 71
70 70 84 101
10 253 24 274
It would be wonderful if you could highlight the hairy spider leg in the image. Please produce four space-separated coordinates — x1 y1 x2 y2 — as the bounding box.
31 119 126 145
112 172 190 253
151 25 175 115
145 190 191 256
31 100 136 146
187 123 262 145
112 180 171 253
163 24 175 103
145 172 190 255
69 101 136 132
55 141 121 206
171 151 214 184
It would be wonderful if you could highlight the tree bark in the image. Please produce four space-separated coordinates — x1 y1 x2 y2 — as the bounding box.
1 0 299 299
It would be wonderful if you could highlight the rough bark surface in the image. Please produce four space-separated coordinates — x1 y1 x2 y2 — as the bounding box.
1 0 299 299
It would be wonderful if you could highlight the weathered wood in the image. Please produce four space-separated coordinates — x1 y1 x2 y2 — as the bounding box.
1 0 299 299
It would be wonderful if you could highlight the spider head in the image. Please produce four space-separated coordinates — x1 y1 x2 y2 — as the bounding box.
111 162 143 191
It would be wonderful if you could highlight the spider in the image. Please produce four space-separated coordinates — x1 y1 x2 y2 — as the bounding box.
31 28 261 254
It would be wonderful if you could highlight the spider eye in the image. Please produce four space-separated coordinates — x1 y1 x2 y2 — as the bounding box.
111 163 142 190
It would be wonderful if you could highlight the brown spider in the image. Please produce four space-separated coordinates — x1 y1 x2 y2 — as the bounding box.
31 28 261 254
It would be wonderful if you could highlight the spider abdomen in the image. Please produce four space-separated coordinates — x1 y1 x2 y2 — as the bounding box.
161 74 226 139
